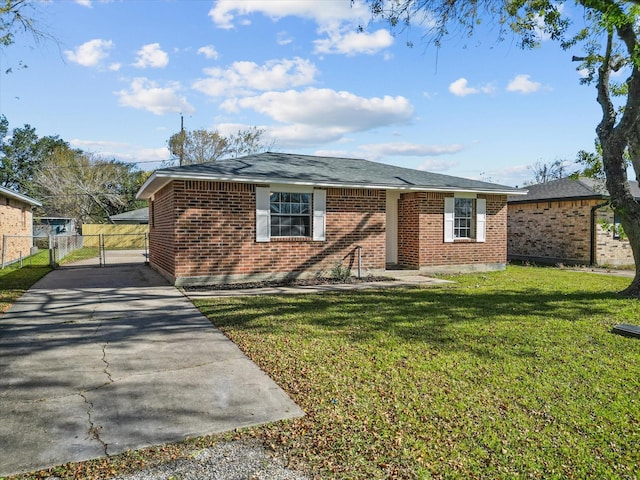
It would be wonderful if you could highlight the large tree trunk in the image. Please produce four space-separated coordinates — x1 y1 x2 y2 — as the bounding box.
601 144 640 296
597 27 640 297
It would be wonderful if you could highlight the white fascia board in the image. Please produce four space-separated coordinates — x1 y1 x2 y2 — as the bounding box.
136 170 527 198
0 186 42 207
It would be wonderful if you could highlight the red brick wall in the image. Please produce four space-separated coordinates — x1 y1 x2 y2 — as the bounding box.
149 181 386 282
149 182 176 277
507 199 594 263
398 192 507 268
0 194 34 264
397 193 421 267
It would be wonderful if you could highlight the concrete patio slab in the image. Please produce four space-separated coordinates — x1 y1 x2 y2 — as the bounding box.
0 265 304 477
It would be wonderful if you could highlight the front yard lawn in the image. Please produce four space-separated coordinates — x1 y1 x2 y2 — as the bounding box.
194 266 640 479
0 259 51 314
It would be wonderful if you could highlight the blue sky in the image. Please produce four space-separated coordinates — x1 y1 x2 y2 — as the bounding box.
0 0 604 187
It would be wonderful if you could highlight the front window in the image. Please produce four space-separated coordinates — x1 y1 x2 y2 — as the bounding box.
454 198 474 239
270 192 311 237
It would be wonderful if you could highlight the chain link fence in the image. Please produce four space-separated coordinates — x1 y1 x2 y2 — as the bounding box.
1 235 52 268
1 233 148 269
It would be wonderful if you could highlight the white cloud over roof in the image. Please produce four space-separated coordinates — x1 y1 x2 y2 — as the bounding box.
193 57 318 97
116 77 194 115
222 87 413 131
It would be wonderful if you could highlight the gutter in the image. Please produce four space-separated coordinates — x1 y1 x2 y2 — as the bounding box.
590 201 610 266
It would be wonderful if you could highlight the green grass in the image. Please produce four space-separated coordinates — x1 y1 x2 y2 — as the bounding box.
0 254 51 313
193 266 640 479
5 266 640 479
59 247 100 264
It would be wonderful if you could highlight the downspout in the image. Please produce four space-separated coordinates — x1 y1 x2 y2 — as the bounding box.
590 201 610 266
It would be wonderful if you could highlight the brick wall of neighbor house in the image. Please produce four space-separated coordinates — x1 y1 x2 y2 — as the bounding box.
0 195 34 264
594 207 635 266
398 193 507 270
149 182 176 278
507 199 598 264
151 180 387 283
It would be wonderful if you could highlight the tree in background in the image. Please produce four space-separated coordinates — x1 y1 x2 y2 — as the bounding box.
0 116 68 197
166 126 274 166
35 146 145 228
368 0 640 296
526 159 574 185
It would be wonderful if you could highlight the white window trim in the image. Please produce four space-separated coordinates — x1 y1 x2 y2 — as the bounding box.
444 195 486 243
255 186 326 242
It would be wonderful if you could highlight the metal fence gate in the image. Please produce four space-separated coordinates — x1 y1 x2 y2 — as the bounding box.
1 234 149 269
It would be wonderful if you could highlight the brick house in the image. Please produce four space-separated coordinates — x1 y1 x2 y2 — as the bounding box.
137 153 524 286
0 186 42 266
507 177 640 266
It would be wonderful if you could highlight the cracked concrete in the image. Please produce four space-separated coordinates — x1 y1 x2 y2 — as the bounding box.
80 391 109 456
0 265 304 477
101 343 114 384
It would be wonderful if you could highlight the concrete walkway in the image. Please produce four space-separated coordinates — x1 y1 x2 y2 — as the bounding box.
0 265 304 477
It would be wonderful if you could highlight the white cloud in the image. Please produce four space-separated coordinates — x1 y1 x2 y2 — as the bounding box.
507 74 541 94
208 1 393 57
116 77 195 116
277 31 293 46
108 63 121 72
448 78 494 97
415 159 460 172
449 78 477 96
224 88 413 132
193 57 318 97
74 0 92 7
359 142 464 160
65 39 114 67
133 43 169 68
314 28 394 56
209 0 368 30
197 45 219 60
70 139 169 166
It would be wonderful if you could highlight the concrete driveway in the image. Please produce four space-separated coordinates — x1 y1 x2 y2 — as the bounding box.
0 265 304 477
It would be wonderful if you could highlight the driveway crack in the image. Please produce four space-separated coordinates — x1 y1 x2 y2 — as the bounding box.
102 343 114 384
79 392 109 456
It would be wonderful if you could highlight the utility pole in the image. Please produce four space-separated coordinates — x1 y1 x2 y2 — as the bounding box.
179 114 185 167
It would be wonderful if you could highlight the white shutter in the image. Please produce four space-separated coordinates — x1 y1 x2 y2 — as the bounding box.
313 189 326 241
476 198 486 243
444 196 454 243
255 187 270 242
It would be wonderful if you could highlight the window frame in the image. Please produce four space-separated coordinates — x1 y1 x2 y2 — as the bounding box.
444 195 486 243
256 186 326 242
269 191 312 238
453 197 475 240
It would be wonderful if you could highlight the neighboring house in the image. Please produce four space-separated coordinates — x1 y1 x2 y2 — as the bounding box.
507 177 640 266
34 217 76 237
109 207 149 224
137 152 525 286
0 186 42 265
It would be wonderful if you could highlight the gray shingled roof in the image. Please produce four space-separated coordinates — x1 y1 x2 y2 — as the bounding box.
508 176 640 203
109 207 149 223
138 152 523 199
